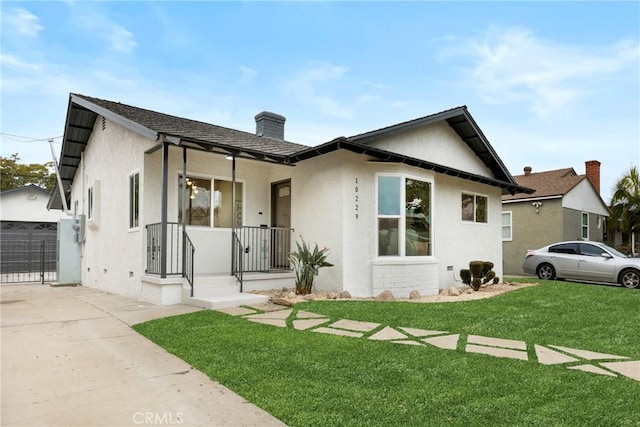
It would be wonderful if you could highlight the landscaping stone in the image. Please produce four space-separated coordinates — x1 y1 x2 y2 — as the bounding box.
399 327 448 337
330 319 380 332
327 292 339 300
568 364 617 377
548 345 629 361
375 290 395 301
599 360 640 381
303 294 316 301
422 334 460 350
448 287 461 296
534 345 579 365
270 297 295 307
244 309 293 320
368 326 407 341
466 344 528 361
468 335 527 350
246 303 288 312
409 290 420 300
293 318 329 331
247 318 287 328
340 291 351 299
286 291 297 298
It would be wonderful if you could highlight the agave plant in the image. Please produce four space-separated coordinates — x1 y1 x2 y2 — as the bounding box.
288 238 333 295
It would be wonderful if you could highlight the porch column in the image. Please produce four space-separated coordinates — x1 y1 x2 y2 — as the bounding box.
160 142 169 278
181 147 187 276
230 155 236 275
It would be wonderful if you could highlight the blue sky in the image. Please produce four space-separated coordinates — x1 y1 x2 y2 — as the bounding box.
1 1 638 201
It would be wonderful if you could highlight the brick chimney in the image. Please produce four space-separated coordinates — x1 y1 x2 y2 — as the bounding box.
524 166 532 176
585 160 601 194
255 111 285 140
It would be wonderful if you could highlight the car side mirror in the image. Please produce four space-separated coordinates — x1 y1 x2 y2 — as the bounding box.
601 253 613 259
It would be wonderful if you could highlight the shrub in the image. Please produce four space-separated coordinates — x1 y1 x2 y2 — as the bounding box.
460 260 499 291
288 238 334 295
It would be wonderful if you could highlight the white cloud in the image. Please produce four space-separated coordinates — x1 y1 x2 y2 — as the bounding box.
69 4 138 54
239 66 258 79
108 25 137 53
0 54 43 72
2 8 44 38
442 26 639 118
285 62 353 119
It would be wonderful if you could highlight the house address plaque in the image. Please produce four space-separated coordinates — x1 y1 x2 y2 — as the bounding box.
355 177 359 219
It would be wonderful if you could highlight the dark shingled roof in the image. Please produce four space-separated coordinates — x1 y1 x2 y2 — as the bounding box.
49 93 532 210
502 167 586 201
73 94 309 157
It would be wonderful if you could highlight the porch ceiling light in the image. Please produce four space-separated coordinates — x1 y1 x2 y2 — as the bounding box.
225 155 234 160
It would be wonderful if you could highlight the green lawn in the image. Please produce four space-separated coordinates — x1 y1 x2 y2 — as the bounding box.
133 279 640 427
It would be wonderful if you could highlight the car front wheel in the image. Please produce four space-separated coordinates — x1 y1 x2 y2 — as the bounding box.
537 263 556 280
619 269 640 289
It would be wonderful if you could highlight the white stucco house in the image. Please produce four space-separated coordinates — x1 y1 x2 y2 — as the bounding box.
49 93 531 308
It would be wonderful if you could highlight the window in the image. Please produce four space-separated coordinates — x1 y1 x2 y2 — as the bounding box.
549 243 578 254
579 243 604 257
214 179 243 228
377 175 431 257
129 172 139 229
462 193 488 223
178 176 243 228
87 187 94 220
581 212 589 240
502 211 512 241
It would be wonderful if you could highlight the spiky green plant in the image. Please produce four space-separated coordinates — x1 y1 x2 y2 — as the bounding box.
288 238 334 295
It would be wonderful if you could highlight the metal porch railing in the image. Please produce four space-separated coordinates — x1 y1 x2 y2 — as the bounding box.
232 226 293 291
145 223 194 295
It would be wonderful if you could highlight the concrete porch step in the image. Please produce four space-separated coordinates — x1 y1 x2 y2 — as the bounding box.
241 271 295 292
187 274 239 298
184 292 269 310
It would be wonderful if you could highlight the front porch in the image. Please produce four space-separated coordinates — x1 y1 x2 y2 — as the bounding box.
139 126 301 307
143 222 295 307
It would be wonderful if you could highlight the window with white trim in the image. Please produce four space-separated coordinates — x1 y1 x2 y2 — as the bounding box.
502 211 512 241
129 172 139 229
581 212 589 240
377 175 431 257
462 192 488 223
178 176 243 228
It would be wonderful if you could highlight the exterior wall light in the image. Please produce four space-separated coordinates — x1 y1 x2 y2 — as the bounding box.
532 201 543 214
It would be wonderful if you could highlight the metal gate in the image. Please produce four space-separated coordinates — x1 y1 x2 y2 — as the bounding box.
1 222 58 283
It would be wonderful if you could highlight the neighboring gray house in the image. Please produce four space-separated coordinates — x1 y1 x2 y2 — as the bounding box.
501 161 610 274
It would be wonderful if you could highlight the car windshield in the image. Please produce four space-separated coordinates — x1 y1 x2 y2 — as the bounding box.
599 243 629 258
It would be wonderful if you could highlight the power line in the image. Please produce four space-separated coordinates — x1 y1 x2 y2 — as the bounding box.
0 133 63 143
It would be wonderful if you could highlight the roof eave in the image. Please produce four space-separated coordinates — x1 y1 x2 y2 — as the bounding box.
288 138 533 195
70 94 159 141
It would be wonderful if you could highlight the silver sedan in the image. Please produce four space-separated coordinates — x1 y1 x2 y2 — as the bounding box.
522 241 640 288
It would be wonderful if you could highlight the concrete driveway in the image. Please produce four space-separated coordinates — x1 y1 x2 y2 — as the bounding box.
1 284 285 427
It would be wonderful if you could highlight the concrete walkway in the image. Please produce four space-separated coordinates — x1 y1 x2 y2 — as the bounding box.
1 284 285 427
219 304 640 382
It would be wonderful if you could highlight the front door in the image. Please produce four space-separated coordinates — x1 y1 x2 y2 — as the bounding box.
271 180 291 269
